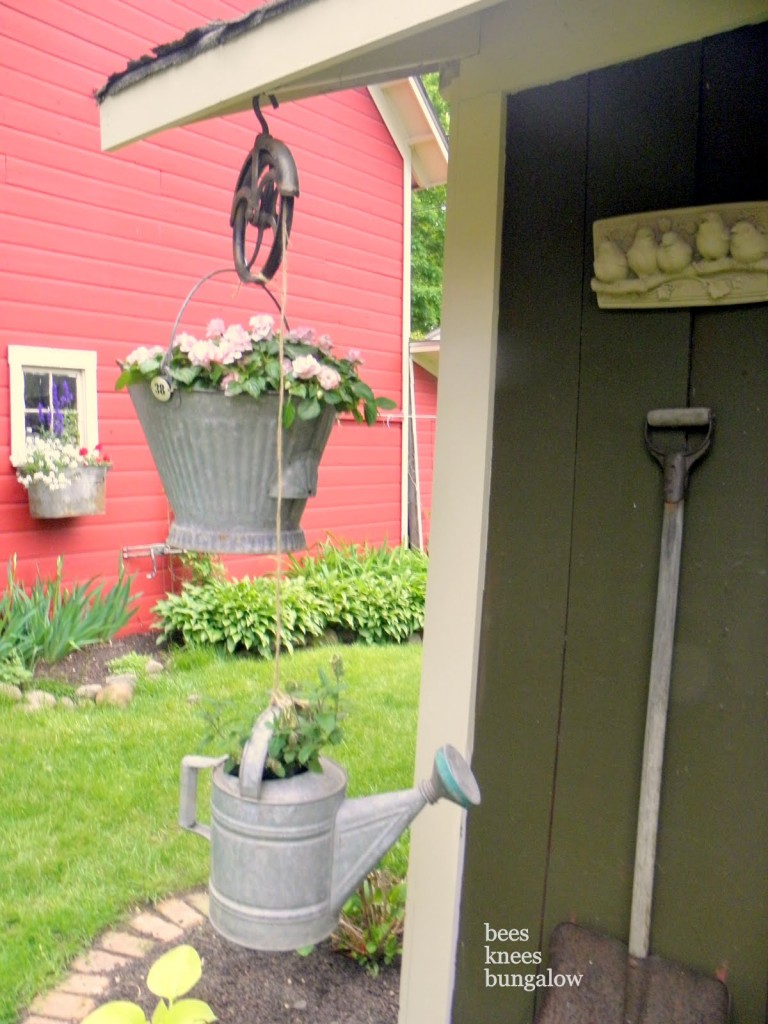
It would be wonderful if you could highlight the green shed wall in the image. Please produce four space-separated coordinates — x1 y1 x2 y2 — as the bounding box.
452 24 768 1024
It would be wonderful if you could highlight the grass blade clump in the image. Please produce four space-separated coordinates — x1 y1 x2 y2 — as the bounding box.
0 556 138 680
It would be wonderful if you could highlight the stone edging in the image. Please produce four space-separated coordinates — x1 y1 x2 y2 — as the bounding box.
1 659 164 711
21 891 209 1024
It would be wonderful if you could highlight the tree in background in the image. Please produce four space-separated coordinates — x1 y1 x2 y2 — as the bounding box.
411 74 448 337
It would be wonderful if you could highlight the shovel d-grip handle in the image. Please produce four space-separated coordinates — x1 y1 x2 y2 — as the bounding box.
645 407 714 503
179 755 227 840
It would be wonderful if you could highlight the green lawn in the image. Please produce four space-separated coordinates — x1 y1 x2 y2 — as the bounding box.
0 643 420 1024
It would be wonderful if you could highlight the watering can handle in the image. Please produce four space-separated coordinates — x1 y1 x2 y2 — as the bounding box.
179 755 227 840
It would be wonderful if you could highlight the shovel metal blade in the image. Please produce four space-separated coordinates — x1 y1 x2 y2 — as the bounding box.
535 923 729 1024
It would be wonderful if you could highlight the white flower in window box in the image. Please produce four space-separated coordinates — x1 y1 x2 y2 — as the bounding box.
16 435 111 518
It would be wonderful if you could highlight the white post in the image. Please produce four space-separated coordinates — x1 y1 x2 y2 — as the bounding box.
398 88 506 1024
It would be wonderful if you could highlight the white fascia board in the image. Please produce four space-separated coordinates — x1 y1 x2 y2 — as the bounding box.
369 79 448 189
98 0 496 152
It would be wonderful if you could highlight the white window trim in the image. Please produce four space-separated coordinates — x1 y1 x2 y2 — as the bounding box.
8 346 99 467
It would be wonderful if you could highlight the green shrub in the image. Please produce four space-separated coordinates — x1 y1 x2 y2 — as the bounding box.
0 556 137 674
289 541 427 643
332 869 406 975
154 576 325 654
153 541 427 655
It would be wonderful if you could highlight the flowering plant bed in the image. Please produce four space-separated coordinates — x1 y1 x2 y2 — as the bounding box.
16 435 111 519
16 435 111 491
116 316 396 427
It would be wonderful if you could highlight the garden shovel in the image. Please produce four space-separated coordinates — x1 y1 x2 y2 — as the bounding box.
535 407 729 1024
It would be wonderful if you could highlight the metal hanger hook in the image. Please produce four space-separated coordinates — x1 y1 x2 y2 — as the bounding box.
252 94 279 135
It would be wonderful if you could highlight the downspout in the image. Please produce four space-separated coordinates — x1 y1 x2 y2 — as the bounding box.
399 151 413 546
367 84 413 547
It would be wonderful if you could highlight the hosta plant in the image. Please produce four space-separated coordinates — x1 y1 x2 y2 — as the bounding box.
81 945 215 1024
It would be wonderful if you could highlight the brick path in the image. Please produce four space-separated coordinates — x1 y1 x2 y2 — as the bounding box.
22 891 209 1024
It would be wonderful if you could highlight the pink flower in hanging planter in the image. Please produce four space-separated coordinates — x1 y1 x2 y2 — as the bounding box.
291 354 321 380
287 326 316 344
223 323 251 348
187 339 216 368
116 316 397 426
317 366 341 390
123 344 164 365
249 314 274 340
206 318 227 338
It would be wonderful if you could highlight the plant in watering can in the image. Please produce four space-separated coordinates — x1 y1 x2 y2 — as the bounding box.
200 656 346 780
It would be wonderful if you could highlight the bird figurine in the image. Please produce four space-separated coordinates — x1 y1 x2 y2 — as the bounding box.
593 240 629 283
626 227 658 277
695 212 730 261
657 231 693 275
729 220 768 264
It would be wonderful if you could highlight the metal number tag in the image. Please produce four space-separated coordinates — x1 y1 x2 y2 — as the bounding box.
150 376 173 402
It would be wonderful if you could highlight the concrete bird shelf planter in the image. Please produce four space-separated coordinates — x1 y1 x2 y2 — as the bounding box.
591 200 768 307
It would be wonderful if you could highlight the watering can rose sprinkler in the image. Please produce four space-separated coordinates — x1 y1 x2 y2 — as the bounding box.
179 706 481 951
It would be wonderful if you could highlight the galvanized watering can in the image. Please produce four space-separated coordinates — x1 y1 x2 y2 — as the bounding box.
179 711 481 950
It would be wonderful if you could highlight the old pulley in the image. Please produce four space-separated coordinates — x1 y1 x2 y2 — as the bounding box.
230 95 299 284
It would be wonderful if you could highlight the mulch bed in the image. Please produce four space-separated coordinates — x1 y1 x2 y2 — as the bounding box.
105 914 400 1024
33 632 164 688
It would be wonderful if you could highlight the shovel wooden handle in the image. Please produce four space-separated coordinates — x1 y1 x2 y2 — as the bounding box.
629 499 683 960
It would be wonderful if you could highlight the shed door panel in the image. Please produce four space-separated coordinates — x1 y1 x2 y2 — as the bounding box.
453 23 768 1024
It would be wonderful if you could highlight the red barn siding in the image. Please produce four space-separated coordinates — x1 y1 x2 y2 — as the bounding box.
413 365 437 549
0 0 415 631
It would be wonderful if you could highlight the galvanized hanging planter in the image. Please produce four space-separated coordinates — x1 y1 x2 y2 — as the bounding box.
129 383 335 553
179 710 481 951
27 465 109 519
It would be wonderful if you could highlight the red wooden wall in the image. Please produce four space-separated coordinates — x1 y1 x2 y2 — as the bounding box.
412 364 436 549
0 0 424 631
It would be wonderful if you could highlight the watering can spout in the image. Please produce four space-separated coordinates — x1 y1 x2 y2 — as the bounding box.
331 745 480 912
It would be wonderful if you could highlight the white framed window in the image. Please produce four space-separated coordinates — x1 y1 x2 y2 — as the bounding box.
8 346 99 466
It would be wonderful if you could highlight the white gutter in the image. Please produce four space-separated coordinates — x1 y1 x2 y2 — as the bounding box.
369 79 447 546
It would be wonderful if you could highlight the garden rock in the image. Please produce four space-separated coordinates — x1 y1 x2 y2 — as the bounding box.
145 658 164 675
105 672 139 687
76 684 103 701
96 680 135 707
26 689 57 709
0 683 23 702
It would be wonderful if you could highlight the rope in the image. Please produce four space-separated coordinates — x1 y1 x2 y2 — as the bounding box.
271 206 290 705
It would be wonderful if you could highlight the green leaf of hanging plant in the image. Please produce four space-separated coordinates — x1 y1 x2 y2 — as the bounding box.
364 400 378 426
169 366 200 386
283 400 297 428
298 397 322 420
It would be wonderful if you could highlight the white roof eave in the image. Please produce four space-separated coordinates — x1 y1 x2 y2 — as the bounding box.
97 0 498 152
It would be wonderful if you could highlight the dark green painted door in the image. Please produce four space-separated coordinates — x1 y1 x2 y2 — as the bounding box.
452 24 768 1024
